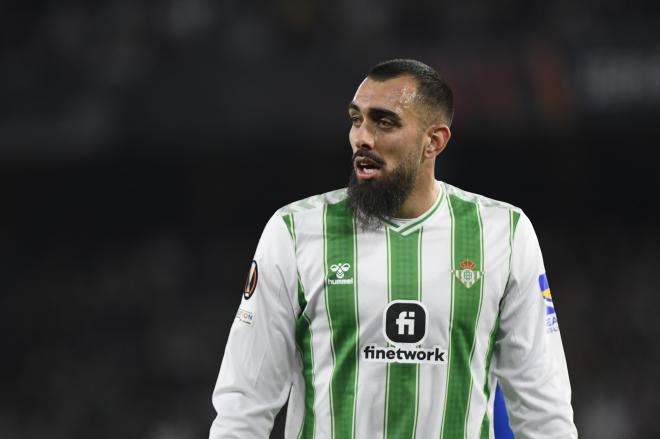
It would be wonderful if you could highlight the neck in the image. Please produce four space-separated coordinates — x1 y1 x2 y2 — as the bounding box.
395 171 439 218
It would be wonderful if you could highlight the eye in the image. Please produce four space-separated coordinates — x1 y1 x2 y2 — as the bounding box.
350 115 362 126
377 119 394 129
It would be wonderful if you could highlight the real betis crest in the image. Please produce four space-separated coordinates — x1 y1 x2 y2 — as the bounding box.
453 259 483 288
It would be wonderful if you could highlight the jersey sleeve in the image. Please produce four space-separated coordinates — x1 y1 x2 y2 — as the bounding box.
209 213 299 439
492 212 578 439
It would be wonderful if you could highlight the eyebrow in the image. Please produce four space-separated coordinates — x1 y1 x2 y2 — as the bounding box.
348 102 403 125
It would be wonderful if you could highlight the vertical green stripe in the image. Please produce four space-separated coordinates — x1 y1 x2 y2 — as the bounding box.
295 273 316 439
502 210 522 306
465 204 486 432
296 299 316 439
324 201 359 439
282 213 317 439
478 209 521 437
478 209 521 438
412 229 423 437
441 195 484 438
509 211 521 279
353 215 360 435
385 228 422 439
282 214 307 312
282 212 295 241
295 275 316 439
478 316 500 439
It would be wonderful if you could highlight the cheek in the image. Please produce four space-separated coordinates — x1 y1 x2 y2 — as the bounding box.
348 128 358 150
385 136 420 167
379 134 408 156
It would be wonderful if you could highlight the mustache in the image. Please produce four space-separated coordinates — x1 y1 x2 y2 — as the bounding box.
352 149 386 167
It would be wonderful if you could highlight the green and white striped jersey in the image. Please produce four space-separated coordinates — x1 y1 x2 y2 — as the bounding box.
210 181 577 439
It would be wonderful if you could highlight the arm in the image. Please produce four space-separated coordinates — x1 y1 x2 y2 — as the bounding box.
492 213 578 439
209 213 299 439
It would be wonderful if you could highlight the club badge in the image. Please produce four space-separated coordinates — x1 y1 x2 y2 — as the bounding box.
453 259 483 288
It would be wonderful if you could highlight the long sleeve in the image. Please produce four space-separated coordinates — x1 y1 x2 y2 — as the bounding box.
492 213 578 439
209 213 299 439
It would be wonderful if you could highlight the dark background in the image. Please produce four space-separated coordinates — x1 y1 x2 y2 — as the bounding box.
2 1 659 438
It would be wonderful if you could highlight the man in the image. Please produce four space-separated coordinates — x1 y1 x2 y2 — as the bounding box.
210 59 577 438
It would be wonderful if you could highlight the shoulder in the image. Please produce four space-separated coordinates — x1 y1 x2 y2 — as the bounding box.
277 188 348 217
442 181 529 237
270 188 349 240
442 181 522 213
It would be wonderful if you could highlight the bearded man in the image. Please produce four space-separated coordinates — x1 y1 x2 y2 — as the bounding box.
209 59 577 439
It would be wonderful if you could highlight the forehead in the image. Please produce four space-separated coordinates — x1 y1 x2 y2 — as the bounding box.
351 76 422 115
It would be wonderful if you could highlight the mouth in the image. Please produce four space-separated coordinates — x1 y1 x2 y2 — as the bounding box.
354 155 384 180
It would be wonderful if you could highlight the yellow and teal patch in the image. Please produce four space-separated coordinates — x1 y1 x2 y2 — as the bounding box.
539 273 558 333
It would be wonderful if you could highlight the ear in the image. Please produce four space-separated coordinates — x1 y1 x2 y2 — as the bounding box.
423 124 451 159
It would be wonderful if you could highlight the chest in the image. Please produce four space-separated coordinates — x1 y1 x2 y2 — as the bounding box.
296 225 511 345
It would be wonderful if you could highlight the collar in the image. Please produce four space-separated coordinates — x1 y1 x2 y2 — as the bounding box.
382 181 446 236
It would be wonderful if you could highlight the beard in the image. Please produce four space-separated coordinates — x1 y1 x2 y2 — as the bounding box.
347 149 419 231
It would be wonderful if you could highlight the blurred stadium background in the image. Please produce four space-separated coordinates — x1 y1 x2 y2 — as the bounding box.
2 1 659 437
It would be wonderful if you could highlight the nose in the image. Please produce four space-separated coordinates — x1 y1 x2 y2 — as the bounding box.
350 121 375 151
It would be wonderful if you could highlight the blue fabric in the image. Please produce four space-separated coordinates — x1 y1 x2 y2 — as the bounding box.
494 384 514 438
538 273 549 292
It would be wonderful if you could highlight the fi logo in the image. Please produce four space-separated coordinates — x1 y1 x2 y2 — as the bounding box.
363 300 445 365
384 300 428 345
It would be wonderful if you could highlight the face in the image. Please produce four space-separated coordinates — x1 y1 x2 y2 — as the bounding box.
348 75 428 183
346 75 430 229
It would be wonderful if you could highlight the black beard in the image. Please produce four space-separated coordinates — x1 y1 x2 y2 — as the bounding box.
347 155 418 231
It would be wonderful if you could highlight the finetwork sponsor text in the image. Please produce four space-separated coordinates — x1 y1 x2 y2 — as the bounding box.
362 344 447 365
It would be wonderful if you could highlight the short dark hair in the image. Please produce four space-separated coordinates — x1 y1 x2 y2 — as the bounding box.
368 59 454 125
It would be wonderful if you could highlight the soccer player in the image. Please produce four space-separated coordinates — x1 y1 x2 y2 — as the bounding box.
209 59 577 438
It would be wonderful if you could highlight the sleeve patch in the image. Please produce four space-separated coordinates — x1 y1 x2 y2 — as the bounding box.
236 308 255 326
539 273 559 333
243 260 258 300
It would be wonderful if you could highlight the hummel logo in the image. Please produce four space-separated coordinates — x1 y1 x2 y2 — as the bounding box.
327 262 353 286
330 263 351 279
